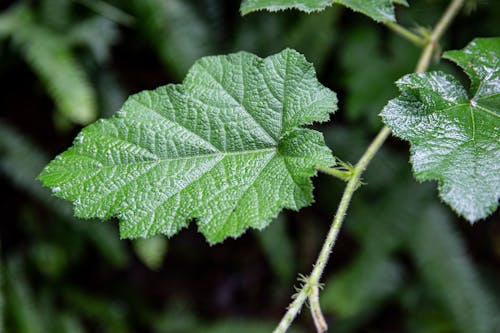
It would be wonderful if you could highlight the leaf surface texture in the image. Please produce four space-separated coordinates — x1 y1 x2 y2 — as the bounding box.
39 49 337 243
381 37 500 222
240 0 408 22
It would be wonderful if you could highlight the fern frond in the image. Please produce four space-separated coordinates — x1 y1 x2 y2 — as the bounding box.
321 253 403 318
4 258 46 333
8 6 97 124
68 17 120 64
128 0 214 78
40 0 72 30
410 206 499 333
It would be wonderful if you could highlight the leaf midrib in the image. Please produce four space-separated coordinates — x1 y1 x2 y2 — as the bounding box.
72 147 279 214
431 100 499 119
77 147 278 168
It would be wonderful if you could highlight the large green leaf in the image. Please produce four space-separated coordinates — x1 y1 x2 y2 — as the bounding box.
381 37 500 222
240 0 408 22
38 49 337 244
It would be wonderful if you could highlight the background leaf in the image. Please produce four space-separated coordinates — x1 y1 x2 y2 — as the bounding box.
133 236 168 270
340 27 418 128
127 0 215 79
4 5 97 125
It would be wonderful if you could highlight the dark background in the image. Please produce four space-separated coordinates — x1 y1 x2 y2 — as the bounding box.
1 0 499 332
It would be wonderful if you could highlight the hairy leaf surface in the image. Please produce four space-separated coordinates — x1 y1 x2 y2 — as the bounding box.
39 49 337 243
381 37 500 222
240 0 408 22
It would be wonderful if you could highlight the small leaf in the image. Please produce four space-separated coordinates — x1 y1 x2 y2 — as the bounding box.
381 37 500 222
240 0 408 22
39 49 337 244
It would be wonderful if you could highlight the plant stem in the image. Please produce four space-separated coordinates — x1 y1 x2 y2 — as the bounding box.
384 21 426 47
317 165 351 181
274 127 391 333
415 0 464 72
308 126 392 281
309 285 328 333
273 1 464 332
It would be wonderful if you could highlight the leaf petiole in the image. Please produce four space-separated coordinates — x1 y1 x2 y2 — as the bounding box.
316 161 354 182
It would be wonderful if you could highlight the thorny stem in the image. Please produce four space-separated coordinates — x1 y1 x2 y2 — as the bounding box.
384 21 426 47
273 1 465 332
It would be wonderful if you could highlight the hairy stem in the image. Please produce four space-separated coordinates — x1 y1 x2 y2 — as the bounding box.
385 21 426 46
317 165 352 182
274 128 391 333
309 285 328 333
415 0 465 73
273 1 464 332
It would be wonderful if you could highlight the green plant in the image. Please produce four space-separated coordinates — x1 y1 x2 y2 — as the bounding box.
24 0 499 332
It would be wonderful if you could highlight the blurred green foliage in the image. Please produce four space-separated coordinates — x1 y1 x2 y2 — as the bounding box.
1 0 499 332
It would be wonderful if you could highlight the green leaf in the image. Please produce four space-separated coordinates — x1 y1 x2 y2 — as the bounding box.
381 37 500 222
334 0 408 22
38 49 337 244
443 37 500 107
240 0 332 14
240 0 408 22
